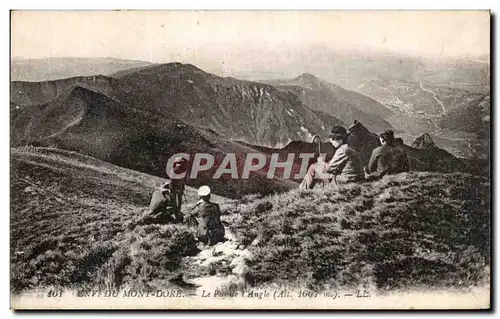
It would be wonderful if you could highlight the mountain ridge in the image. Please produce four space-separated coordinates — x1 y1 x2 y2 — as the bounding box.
412 133 438 149
12 63 344 148
266 73 395 134
11 57 155 82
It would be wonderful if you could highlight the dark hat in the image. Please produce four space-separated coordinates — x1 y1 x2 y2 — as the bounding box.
379 130 395 142
329 126 348 139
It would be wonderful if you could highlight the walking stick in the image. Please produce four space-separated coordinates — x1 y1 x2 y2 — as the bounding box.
311 134 327 186
312 134 321 159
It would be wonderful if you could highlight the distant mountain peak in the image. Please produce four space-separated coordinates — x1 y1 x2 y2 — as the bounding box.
296 72 319 80
163 62 194 68
412 133 437 149
294 73 323 87
161 62 205 72
267 74 395 133
116 62 209 79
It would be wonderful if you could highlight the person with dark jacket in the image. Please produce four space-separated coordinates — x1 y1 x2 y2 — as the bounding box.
365 130 410 180
186 186 225 246
143 179 177 224
299 126 364 190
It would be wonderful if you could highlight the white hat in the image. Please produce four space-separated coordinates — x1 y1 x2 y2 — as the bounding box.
197 185 211 197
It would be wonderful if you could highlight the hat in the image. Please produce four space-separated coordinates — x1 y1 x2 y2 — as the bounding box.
329 126 348 139
197 185 211 197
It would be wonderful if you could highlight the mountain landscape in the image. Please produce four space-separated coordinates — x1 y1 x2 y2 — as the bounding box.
324 55 491 160
11 74 122 106
12 63 341 148
230 49 489 92
112 63 335 147
11 85 300 198
228 49 490 159
264 70 490 160
355 76 490 145
265 73 394 134
439 95 491 140
10 62 481 198
11 58 490 158
10 146 235 293
11 147 490 296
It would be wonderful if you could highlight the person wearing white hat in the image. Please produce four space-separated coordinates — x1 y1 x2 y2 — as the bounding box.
187 185 225 246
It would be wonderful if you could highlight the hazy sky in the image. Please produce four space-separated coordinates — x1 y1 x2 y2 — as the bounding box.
12 10 490 64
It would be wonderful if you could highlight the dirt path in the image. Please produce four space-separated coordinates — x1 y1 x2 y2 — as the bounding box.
356 77 378 90
179 227 253 294
466 139 477 154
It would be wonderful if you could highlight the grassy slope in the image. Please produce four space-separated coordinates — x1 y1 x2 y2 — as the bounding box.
11 147 490 294
10 147 233 293
230 172 490 291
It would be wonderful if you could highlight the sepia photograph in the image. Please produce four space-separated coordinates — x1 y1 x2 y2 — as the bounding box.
9 10 491 310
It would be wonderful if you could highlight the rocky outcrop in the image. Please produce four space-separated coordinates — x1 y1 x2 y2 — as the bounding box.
412 133 438 149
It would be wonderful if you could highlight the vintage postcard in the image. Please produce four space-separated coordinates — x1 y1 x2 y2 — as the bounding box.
10 10 490 310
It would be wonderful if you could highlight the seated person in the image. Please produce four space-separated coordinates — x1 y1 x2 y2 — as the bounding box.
299 126 364 190
186 186 225 246
365 130 410 180
140 179 177 225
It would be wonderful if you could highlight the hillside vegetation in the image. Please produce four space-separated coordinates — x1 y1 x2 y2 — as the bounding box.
11 147 490 295
10 147 232 293
229 172 490 291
